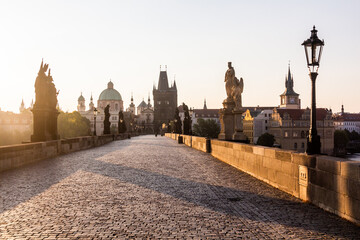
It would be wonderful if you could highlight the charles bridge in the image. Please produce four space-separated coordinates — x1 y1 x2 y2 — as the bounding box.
0 134 359 239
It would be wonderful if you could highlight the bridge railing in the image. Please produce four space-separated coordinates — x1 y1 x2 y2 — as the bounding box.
165 133 360 226
0 133 138 173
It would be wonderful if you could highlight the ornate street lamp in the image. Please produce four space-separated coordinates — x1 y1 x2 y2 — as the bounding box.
93 108 98 136
302 26 324 154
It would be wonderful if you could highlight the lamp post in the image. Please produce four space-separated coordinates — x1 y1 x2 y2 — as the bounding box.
302 26 324 155
93 108 98 136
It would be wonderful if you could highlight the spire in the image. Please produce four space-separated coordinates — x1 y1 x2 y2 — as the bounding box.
148 92 151 107
281 63 298 96
203 98 207 110
341 104 344 114
90 93 93 101
157 67 169 90
173 79 177 90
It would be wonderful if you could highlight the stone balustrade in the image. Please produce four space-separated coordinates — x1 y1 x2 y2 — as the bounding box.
0 133 137 173
165 133 360 226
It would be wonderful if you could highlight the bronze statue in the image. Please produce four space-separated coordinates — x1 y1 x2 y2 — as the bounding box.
103 105 111 134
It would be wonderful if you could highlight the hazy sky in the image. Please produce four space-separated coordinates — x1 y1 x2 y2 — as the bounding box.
0 0 359 113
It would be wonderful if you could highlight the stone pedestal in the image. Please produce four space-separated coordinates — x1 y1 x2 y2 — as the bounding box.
232 109 247 141
218 100 247 142
31 106 60 142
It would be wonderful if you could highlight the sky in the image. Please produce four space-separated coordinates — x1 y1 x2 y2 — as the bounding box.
0 0 359 113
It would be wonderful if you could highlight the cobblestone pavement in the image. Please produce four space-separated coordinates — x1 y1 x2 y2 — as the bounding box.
0 136 359 239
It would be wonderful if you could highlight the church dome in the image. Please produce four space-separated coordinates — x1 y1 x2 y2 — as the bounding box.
78 93 85 101
98 81 122 101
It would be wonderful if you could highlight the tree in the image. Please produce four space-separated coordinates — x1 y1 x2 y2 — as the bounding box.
173 108 182 134
182 103 192 135
192 118 220 138
118 110 127 133
257 133 275 147
334 130 349 155
57 111 91 139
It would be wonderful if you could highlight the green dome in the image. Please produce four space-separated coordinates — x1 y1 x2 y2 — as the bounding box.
98 81 122 101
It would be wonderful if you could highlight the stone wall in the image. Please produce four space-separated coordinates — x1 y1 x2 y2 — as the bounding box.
165 133 360 225
0 133 137 173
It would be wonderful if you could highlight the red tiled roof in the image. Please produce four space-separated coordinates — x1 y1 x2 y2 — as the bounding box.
276 108 329 121
334 113 360 122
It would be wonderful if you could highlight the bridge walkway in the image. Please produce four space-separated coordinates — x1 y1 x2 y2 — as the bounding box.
0 135 359 239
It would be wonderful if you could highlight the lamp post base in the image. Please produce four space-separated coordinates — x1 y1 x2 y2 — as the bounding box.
306 135 321 155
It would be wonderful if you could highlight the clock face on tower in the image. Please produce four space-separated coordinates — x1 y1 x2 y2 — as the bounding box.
289 97 295 104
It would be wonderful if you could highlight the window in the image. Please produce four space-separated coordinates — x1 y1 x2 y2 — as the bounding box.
301 131 305 138
301 142 305 148
294 143 297 149
284 131 289 137
293 131 298 137
157 101 161 105
269 114 272 118
265 114 267 117
265 120 267 123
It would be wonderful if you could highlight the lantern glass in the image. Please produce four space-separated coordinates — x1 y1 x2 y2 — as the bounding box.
302 26 324 71
93 108 98 116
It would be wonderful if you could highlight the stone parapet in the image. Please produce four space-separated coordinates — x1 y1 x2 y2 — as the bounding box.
0 133 137 173
164 133 360 226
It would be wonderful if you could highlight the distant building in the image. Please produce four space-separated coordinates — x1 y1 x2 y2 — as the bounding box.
78 80 133 135
0 100 33 145
279 65 301 109
269 108 334 154
333 105 360 133
153 68 177 131
135 95 155 134
192 99 220 127
243 109 273 144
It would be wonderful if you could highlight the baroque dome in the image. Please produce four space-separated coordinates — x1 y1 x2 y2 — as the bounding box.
78 93 85 101
98 81 122 101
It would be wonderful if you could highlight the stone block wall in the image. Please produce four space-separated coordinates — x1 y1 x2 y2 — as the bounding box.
165 133 360 225
0 133 136 173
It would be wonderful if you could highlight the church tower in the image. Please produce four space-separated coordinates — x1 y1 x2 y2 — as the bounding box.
153 66 178 128
279 64 300 109
77 93 86 112
203 98 207 110
128 93 135 114
89 94 94 110
19 98 25 113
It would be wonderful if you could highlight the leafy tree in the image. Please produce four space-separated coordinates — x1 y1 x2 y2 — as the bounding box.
192 118 220 138
58 111 91 139
257 133 275 147
334 130 349 152
182 103 192 135
173 108 182 134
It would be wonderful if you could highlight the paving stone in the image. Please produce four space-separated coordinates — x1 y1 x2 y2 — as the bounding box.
0 135 359 239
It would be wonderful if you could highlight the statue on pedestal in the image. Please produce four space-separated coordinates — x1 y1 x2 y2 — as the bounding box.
31 60 60 142
219 62 247 142
103 105 111 135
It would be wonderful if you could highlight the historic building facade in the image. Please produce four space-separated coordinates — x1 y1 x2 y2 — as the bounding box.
243 109 273 144
153 69 177 130
269 108 334 154
333 105 360 133
78 81 132 135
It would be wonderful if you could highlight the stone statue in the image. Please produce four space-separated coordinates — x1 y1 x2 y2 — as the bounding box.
224 62 244 110
31 59 60 142
224 62 236 101
233 76 244 110
219 62 247 141
103 105 111 134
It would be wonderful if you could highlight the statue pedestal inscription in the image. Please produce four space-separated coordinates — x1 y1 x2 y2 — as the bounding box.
218 62 247 142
